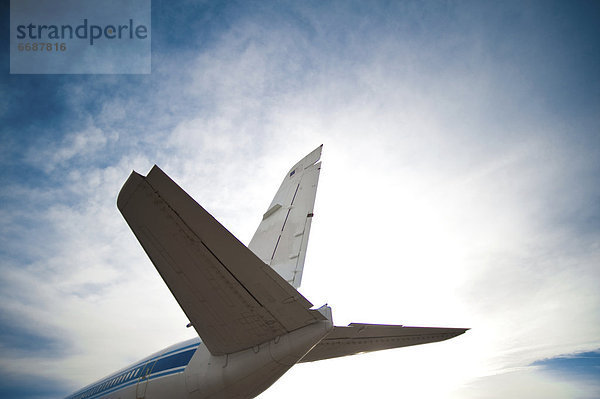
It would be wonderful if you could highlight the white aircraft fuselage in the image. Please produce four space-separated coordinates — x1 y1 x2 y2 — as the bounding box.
69 319 331 399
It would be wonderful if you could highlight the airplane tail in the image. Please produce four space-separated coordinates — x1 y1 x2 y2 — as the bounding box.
248 145 322 288
117 145 468 360
117 165 327 356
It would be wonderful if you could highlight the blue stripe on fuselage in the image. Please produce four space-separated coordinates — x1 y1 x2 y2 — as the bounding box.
65 341 201 399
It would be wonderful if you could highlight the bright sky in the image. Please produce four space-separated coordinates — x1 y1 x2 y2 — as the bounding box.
1 1 599 398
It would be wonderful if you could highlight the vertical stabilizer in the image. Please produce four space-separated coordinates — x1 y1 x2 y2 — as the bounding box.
248 145 322 288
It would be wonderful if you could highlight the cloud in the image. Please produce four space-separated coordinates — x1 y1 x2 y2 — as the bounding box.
453 365 599 399
23 123 118 174
0 371 68 399
1 1 599 398
534 351 600 384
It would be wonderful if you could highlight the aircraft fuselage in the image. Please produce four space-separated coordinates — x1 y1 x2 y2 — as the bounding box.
67 319 332 399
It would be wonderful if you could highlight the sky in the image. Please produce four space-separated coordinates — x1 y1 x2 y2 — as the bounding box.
1 0 599 398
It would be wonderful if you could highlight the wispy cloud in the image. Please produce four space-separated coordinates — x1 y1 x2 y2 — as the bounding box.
1 1 599 398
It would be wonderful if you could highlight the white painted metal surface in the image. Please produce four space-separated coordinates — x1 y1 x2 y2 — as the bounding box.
248 145 322 288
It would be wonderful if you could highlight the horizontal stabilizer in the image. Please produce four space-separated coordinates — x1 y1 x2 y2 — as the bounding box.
299 323 468 362
117 166 326 355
